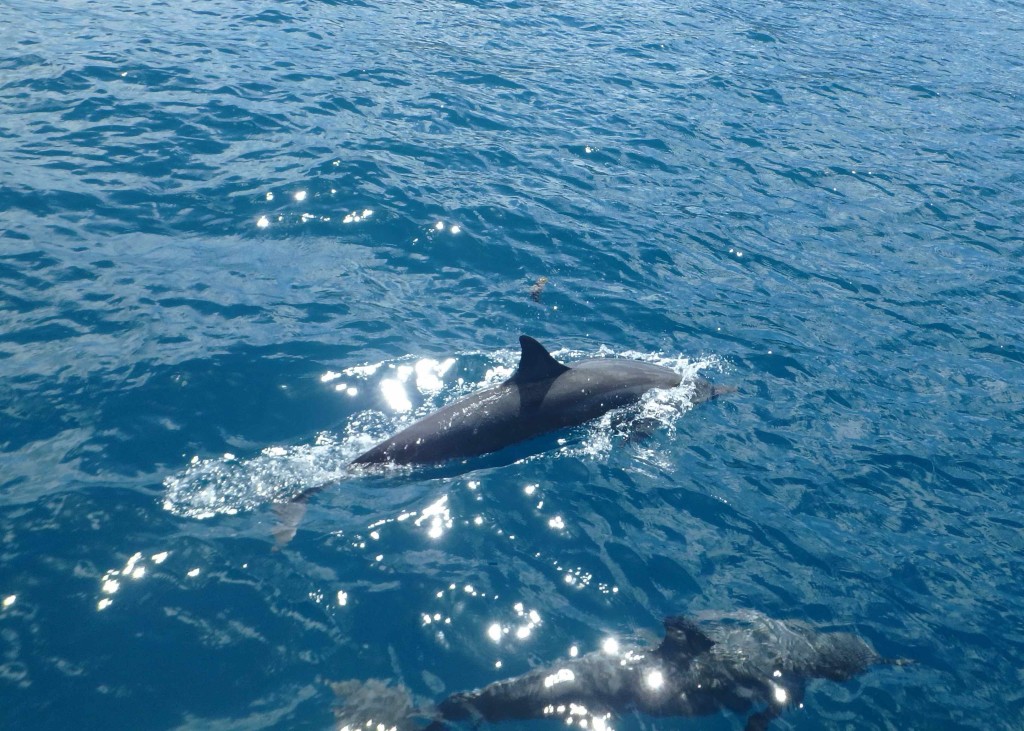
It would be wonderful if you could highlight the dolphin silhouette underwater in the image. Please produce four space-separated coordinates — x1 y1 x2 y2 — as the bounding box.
332 610 908 731
351 335 730 466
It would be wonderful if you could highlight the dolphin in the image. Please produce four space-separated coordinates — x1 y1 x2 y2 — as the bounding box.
352 335 728 466
272 336 729 546
332 610 907 731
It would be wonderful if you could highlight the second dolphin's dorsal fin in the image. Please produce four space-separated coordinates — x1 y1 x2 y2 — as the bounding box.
506 335 570 385
658 616 715 658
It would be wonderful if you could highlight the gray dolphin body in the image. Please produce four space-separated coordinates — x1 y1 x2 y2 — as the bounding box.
333 611 899 731
352 335 724 466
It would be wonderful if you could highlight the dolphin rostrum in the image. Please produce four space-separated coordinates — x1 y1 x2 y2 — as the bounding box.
332 610 907 731
352 335 728 466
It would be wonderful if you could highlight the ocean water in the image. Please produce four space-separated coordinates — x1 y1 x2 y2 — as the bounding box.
1 0 1022 728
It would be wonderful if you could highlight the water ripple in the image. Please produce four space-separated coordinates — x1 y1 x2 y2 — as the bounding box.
1 0 1022 728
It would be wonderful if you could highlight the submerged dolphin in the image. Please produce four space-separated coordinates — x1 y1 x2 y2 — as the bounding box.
333 610 906 731
352 335 727 466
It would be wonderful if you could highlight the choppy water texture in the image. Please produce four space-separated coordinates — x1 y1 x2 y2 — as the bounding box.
1 0 1022 729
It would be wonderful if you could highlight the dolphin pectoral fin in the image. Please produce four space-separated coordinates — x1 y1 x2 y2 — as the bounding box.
659 616 715 657
615 414 661 443
271 499 307 550
689 379 737 404
744 706 780 731
506 335 571 385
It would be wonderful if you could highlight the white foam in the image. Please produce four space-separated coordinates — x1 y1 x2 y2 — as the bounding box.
162 437 352 519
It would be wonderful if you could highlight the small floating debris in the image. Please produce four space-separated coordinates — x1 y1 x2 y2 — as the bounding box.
530 276 549 302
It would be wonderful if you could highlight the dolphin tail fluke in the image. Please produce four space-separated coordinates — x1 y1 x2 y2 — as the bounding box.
332 678 437 731
270 478 340 549
271 499 308 550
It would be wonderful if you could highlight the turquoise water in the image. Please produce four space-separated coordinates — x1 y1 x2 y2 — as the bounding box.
2 0 1022 728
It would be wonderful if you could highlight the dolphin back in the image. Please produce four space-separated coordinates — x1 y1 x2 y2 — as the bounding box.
350 336 731 466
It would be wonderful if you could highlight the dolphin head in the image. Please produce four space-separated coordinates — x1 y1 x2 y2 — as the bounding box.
808 632 881 681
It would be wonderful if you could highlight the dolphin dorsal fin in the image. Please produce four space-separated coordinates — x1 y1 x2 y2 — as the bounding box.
659 616 715 657
506 335 570 385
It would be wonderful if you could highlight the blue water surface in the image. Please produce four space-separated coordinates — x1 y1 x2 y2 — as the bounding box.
1 0 1022 728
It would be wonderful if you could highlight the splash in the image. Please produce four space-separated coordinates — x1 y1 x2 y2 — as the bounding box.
560 351 724 464
162 435 353 519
